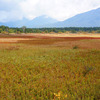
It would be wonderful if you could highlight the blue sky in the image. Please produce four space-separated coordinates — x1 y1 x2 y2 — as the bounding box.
0 0 100 22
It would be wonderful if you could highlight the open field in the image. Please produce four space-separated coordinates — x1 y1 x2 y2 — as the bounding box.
0 33 100 100
21 33 100 38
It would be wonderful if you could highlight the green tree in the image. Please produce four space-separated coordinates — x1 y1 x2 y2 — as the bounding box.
22 26 26 33
71 30 77 33
0 28 3 33
96 30 100 33
8 29 15 33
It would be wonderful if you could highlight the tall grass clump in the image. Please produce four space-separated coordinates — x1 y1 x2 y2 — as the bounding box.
73 45 79 49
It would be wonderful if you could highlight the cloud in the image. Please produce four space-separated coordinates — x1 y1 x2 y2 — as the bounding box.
0 0 100 22
0 0 23 22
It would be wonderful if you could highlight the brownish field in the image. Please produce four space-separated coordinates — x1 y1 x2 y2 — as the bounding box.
22 33 100 38
0 33 100 49
0 33 100 100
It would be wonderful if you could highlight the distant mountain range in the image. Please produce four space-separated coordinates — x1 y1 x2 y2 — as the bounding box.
0 15 58 28
0 7 100 28
51 7 100 27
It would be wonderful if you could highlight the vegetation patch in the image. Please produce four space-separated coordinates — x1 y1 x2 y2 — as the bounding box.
0 35 100 100
73 45 79 49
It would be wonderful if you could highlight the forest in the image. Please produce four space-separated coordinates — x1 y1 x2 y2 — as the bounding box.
0 25 100 34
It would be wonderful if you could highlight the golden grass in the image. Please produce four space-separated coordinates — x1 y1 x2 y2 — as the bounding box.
0 38 33 43
20 33 100 38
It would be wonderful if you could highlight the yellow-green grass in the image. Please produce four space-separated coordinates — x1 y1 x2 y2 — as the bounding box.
0 37 100 100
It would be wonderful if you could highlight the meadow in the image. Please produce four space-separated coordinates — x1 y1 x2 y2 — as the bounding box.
0 34 100 100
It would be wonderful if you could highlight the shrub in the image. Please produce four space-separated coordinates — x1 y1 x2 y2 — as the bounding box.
1 31 8 34
16 31 21 34
73 45 79 49
71 30 77 33
96 30 100 33
83 66 93 77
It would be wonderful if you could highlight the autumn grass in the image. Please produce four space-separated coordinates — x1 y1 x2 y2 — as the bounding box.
0 37 100 100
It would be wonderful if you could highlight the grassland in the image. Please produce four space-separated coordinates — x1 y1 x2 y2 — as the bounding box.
0 34 100 100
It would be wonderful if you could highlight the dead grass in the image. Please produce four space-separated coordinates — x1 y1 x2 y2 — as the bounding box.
19 33 100 38
0 38 33 43
0 34 100 50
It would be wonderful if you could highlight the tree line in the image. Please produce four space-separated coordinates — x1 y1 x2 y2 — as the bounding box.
0 25 100 34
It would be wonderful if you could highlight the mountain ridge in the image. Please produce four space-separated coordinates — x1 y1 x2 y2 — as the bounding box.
50 7 100 27
0 7 100 28
0 15 58 28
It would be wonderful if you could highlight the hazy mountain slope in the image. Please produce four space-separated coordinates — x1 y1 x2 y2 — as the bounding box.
51 7 100 27
0 15 58 28
0 8 100 28
27 15 58 28
0 18 29 27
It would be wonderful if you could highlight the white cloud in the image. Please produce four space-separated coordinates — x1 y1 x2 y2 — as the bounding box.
0 0 23 22
0 0 100 22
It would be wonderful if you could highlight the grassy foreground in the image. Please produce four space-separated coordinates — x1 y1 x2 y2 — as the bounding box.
0 37 100 100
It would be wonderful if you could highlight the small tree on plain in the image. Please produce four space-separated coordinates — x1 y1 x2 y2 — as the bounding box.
22 26 26 33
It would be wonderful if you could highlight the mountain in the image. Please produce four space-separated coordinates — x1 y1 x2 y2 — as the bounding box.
50 7 100 27
0 18 29 28
27 15 58 28
0 7 100 28
0 15 58 28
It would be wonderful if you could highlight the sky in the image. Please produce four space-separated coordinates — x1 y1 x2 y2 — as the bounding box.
0 0 100 22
